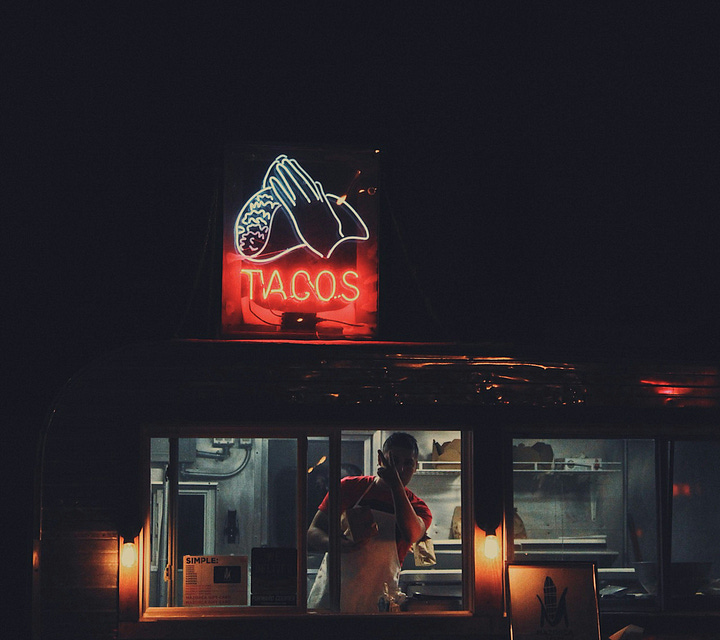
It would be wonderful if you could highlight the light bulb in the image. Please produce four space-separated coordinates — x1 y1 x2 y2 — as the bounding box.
121 542 138 568
483 534 500 560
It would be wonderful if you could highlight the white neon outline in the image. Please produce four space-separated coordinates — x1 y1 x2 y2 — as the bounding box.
279 158 317 203
323 192 370 258
266 157 327 259
234 187 307 263
234 155 371 263
268 156 370 258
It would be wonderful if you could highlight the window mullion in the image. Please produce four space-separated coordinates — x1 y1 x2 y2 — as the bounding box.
167 438 179 607
328 430 342 611
297 436 308 609
657 439 673 610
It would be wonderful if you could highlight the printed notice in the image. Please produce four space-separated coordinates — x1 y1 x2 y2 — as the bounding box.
183 555 248 606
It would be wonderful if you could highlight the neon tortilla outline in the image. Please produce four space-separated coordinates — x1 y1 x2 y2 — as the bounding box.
234 155 370 263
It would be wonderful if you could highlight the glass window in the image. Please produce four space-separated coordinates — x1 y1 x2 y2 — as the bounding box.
512 438 657 609
671 441 720 604
401 430 463 612
147 429 466 615
306 430 464 613
149 436 298 608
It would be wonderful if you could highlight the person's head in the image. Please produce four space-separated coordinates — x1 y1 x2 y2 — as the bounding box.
381 432 419 486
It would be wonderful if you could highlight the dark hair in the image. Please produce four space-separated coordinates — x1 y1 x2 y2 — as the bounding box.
382 432 419 458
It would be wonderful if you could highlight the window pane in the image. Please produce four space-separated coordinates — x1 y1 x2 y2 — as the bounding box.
149 438 169 607
150 437 298 608
307 437 330 609
402 431 463 612
513 438 657 608
307 430 463 612
672 441 720 603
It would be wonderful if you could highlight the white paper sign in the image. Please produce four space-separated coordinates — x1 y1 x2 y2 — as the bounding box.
183 555 248 606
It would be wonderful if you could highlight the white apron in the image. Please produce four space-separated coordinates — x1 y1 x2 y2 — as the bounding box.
308 494 401 613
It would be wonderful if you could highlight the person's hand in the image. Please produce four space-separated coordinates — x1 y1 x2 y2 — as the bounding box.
377 449 403 489
266 155 368 258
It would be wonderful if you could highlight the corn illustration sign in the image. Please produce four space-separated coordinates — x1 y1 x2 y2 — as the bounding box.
507 563 601 640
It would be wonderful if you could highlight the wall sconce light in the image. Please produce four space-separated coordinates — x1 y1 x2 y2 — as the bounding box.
474 432 505 560
483 532 500 559
119 536 139 621
121 541 138 568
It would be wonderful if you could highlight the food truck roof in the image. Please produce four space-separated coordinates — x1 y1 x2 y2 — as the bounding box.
47 339 719 420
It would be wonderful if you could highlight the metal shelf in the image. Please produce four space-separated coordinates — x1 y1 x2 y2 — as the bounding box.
513 461 622 473
416 461 461 475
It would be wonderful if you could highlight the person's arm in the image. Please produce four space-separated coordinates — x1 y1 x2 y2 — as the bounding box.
307 505 369 553
307 509 330 552
377 450 427 544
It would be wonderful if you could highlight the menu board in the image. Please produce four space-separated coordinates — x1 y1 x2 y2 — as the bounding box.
183 555 248 606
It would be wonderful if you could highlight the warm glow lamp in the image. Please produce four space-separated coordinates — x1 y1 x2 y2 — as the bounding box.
483 533 500 559
120 541 138 568
474 432 505 559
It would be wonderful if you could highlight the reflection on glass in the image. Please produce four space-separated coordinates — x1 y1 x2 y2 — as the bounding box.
512 438 656 608
149 438 169 607
306 437 330 608
672 441 720 600
306 430 463 613
150 437 297 607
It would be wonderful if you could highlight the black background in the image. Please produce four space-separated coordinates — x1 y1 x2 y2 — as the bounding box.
4 3 720 637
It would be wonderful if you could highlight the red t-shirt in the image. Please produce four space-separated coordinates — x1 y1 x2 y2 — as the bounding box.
316 476 432 563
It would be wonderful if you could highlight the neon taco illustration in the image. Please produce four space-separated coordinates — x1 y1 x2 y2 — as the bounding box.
234 155 370 263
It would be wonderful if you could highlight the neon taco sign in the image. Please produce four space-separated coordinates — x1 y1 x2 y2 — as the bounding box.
234 155 370 262
240 268 360 303
221 147 378 338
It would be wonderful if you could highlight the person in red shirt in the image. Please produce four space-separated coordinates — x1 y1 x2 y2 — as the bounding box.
307 432 432 612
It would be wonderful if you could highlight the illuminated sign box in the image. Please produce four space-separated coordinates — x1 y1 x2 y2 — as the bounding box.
507 563 601 640
222 145 379 339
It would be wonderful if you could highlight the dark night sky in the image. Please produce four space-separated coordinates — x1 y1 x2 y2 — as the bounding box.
8 3 720 367
4 4 720 635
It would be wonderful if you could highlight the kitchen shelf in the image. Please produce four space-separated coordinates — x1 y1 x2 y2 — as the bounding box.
416 461 461 474
513 536 619 567
400 569 461 580
513 461 621 473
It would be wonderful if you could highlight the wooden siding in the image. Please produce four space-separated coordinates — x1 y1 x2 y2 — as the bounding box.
39 532 118 639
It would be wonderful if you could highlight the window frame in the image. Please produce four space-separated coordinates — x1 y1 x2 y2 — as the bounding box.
507 426 720 615
136 423 477 622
